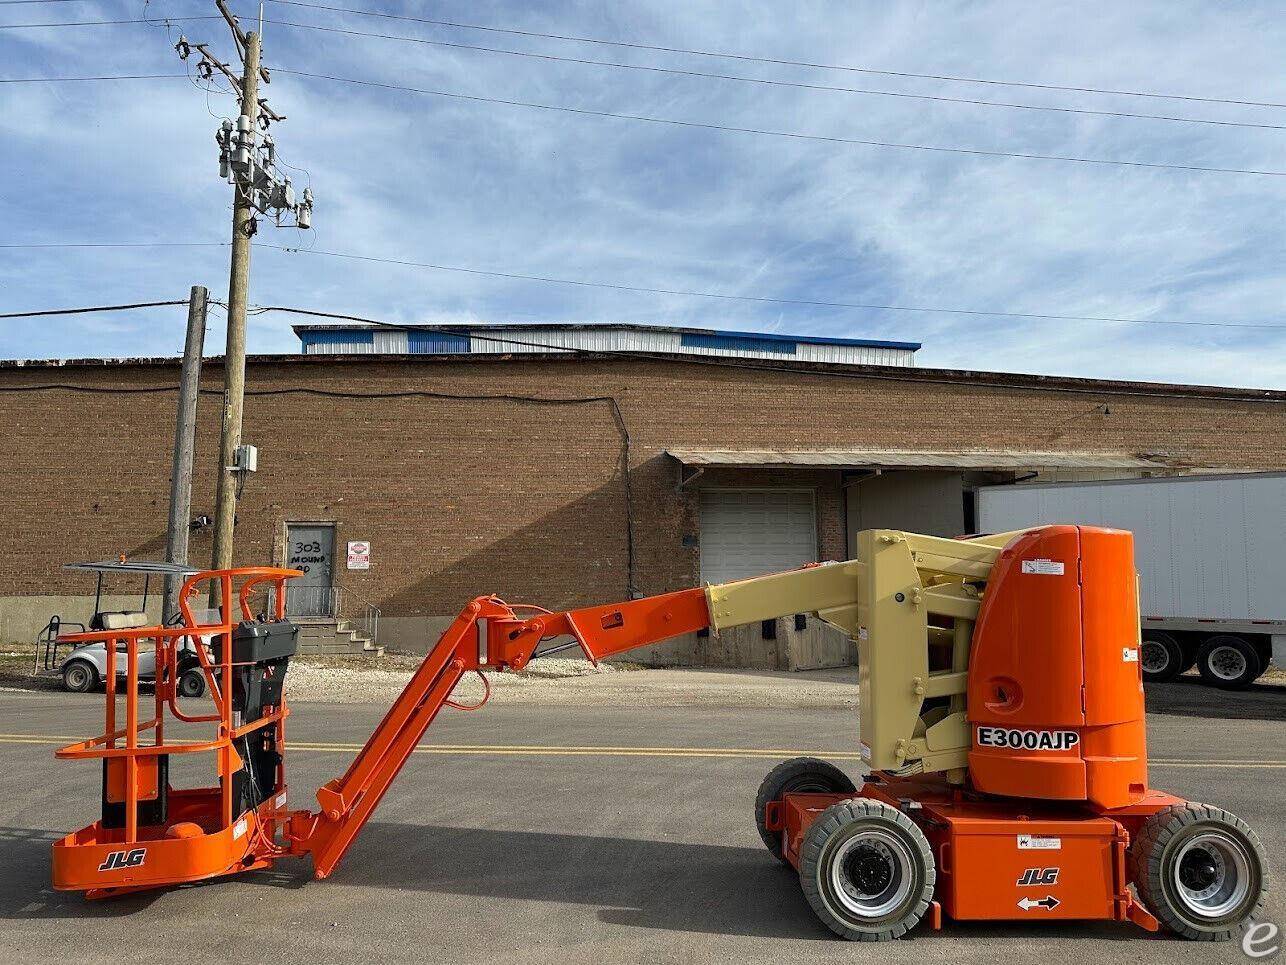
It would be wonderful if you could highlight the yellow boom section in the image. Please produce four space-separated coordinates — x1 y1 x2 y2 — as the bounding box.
704 529 1019 779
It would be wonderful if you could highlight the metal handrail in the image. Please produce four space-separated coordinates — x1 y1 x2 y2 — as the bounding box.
268 585 340 619
338 585 381 646
266 584 381 645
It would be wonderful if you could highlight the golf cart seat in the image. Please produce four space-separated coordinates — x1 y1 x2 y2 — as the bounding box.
90 611 150 631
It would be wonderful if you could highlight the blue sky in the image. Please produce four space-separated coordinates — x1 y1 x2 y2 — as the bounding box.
3 1 1285 387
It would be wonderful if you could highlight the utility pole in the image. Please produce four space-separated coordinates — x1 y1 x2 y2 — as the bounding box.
209 30 261 587
175 4 313 603
164 285 209 622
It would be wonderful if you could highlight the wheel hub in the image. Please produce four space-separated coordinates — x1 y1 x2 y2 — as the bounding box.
828 828 914 920
1179 850 1219 894
1141 640 1169 674
1172 831 1252 919
1208 645 1246 681
846 845 894 896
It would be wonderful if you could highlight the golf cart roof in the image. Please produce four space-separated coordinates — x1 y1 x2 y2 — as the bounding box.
64 560 202 576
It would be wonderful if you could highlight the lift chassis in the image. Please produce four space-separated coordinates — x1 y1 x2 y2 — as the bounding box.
51 526 1268 942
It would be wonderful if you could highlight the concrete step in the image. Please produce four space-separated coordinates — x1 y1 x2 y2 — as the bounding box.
296 618 382 657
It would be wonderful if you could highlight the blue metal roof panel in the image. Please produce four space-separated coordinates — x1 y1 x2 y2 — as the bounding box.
680 331 796 355
300 329 374 348
695 327 920 351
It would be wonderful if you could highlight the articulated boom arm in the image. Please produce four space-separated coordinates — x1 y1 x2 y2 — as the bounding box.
285 586 714 877
287 529 1010 879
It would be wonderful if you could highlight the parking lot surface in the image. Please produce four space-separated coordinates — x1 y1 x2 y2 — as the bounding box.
0 678 1281 964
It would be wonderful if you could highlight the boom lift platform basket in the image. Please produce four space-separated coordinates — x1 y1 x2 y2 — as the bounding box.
50 527 1268 942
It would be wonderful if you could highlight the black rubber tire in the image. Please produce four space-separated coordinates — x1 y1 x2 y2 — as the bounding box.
798 798 935 942
1130 802 1268 941
1140 632 1184 683
61 660 98 693
1196 635 1261 690
755 758 856 861
178 667 206 698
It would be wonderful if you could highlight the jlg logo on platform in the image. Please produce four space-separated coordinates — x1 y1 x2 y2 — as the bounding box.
1017 867 1059 886
98 848 146 872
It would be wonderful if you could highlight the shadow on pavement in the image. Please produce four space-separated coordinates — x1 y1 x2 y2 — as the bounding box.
1145 677 1286 722
304 823 1185 945
0 826 304 920
0 822 1199 945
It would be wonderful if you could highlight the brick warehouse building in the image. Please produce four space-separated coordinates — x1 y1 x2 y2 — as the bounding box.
2 341 1284 666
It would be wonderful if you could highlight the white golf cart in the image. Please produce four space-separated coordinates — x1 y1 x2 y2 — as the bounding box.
35 560 213 697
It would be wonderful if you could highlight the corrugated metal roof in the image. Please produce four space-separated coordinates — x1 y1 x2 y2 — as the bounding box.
291 322 922 352
665 449 1180 470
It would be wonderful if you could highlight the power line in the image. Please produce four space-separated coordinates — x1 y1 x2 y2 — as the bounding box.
275 67 1286 178
0 241 226 247
265 0 1286 112
253 248 1286 332
0 16 219 27
0 299 188 319
6 243 1280 333
0 73 187 82
262 17 1286 133
14 14 1279 133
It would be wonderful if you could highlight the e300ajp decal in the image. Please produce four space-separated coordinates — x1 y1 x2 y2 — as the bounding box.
976 726 1080 752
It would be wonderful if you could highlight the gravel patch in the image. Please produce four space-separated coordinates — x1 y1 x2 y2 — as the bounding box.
285 655 858 708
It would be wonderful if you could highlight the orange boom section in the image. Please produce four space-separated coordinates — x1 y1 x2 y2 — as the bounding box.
285 586 712 878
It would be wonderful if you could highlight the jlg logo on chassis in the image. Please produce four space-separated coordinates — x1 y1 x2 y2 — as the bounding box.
976 727 1080 752
97 848 146 872
1017 867 1059 886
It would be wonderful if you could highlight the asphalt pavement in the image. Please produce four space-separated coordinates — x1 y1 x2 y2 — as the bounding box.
0 677 1282 965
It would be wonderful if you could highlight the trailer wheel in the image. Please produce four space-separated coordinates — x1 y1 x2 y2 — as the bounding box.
798 798 934 941
1141 632 1184 683
1130 803 1267 940
1196 636 1260 690
755 758 856 861
61 660 98 694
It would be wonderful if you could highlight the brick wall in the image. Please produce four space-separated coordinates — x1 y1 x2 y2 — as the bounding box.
2 354 1283 639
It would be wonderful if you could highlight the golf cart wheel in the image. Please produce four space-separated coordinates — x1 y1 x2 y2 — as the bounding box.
61 660 98 693
1130 802 1267 941
178 667 206 699
1196 636 1260 690
1140 632 1184 683
798 798 934 941
755 758 856 861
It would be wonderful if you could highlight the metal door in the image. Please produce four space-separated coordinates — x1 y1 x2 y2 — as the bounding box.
698 489 817 584
286 524 335 616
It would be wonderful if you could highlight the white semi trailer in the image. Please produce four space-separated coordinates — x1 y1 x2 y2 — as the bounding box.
977 472 1286 690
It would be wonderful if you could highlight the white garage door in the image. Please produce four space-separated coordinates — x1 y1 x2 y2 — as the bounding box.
699 489 818 584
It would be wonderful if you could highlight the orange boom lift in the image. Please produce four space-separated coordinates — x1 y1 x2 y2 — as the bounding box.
51 526 1268 942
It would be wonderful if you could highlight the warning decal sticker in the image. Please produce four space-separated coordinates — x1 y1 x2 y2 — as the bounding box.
1021 558 1065 576
1017 835 1062 850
